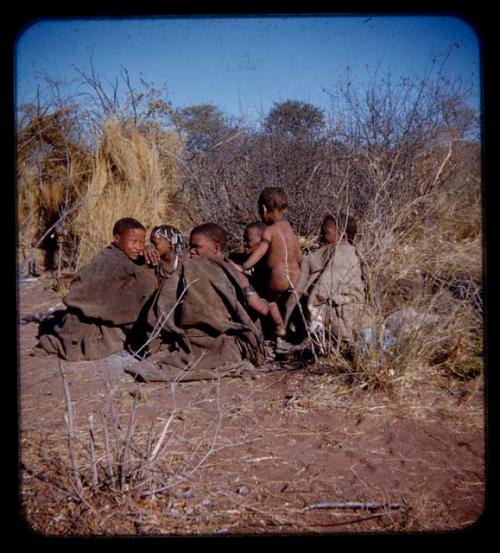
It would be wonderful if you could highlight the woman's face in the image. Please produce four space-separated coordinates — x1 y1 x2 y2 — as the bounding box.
189 233 220 258
320 221 338 246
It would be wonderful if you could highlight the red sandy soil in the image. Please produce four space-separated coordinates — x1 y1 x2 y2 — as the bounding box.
18 276 486 536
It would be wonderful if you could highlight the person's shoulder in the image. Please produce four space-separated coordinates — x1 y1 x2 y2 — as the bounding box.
76 244 115 271
338 239 357 252
308 244 334 268
186 254 223 272
106 245 155 274
269 219 292 233
336 240 361 261
280 220 297 235
221 256 242 275
101 243 128 262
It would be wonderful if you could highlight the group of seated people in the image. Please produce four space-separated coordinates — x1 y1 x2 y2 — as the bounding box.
36 187 368 381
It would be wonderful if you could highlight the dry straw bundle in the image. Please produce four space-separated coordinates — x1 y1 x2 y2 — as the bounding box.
16 107 93 271
72 118 182 267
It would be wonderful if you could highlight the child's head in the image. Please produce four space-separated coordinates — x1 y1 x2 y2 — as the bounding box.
150 225 184 261
112 218 146 260
320 213 357 246
189 223 227 258
258 187 288 224
243 221 266 255
320 215 338 246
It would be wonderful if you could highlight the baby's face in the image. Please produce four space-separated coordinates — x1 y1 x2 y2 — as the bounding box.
151 236 172 259
189 233 220 258
114 228 146 260
243 227 263 254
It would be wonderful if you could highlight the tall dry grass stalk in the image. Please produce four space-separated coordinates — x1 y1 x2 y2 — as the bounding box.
72 117 183 268
17 165 42 253
53 362 225 515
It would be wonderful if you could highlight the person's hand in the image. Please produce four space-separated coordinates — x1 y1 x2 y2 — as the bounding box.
229 260 244 273
143 244 160 266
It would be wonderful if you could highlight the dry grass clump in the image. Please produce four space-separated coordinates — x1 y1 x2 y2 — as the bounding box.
299 141 483 390
347 170 483 388
20 364 226 536
16 106 188 275
17 107 94 269
72 118 183 267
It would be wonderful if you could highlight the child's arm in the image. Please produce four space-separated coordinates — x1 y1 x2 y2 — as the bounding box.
143 244 161 266
239 227 272 271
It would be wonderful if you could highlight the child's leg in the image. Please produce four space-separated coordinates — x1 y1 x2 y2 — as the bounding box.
268 301 286 337
246 290 270 316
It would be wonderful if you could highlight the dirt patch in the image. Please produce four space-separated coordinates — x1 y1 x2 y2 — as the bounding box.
18 277 486 536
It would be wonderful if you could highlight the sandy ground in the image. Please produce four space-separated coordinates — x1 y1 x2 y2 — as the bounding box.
17 276 486 536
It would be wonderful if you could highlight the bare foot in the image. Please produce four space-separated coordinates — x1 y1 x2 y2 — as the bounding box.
275 325 287 338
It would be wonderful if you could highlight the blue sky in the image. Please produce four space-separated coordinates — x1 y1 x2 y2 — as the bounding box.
15 15 481 121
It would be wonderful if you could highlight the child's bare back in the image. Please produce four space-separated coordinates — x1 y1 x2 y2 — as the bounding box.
261 219 301 297
231 188 303 337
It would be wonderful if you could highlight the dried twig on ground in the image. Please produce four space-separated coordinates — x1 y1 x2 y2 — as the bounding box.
88 414 99 487
303 501 403 511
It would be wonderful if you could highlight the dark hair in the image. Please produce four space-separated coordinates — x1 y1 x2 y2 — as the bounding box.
322 213 357 244
112 217 146 236
258 187 288 211
190 223 228 251
245 221 266 234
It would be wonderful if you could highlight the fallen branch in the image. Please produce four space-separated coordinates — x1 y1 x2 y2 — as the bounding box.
21 461 73 499
88 414 99 487
304 501 403 512
303 511 393 528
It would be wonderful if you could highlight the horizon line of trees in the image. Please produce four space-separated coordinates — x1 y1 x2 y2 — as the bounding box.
16 60 481 269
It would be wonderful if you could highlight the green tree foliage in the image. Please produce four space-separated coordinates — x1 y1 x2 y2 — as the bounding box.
264 100 325 139
172 104 230 151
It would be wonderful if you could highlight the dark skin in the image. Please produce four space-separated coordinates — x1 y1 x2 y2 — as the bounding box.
319 220 339 246
238 205 301 292
114 228 146 261
143 243 161 266
243 225 264 255
241 224 267 294
150 235 176 273
232 205 301 337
